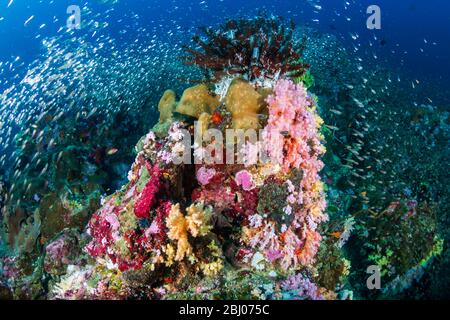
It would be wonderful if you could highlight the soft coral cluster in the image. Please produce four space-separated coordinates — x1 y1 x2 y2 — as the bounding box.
86 156 167 272
240 79 327 270
264 79 325 172
69 127 224 297
280 273 324 300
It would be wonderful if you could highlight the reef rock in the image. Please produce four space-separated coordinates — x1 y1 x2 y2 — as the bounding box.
43 229 82 276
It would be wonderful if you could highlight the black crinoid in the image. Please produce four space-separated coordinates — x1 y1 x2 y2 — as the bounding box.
181 15 309 82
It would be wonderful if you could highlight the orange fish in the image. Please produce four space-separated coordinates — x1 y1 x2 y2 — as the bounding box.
330 231 342 239
211 111 223 124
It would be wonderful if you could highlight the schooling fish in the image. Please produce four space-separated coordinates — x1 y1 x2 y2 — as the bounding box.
24 15 34 26
107 148 119 155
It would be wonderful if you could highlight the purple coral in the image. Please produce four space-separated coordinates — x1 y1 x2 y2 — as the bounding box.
281 273 323 300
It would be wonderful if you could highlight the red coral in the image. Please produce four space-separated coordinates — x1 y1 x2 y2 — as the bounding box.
156 202 171 238
229 178 259 217
86 206 116 258
192 187 235 212
116 256 144 272
235 248 252 262
191 176 258 221
147 201 172 246
236 189 259 217
134 164 162 219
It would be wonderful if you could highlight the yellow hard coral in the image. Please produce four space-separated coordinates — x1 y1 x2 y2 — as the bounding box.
185 202 212 237
197 112 211 137
176 84 220 118
166 204 192 261
163 244 176 267
224 79 266 130
200 260 223 277
158 89 177 123
152 89 178 138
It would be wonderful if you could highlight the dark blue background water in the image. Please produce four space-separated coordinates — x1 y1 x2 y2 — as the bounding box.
0 0 449 102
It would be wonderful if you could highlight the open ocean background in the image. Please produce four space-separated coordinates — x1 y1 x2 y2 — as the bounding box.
1 0 450 101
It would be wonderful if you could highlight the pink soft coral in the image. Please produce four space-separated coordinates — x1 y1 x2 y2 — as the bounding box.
235 170 255 191
242 78 328 270
264 79 323 172
196 166 216 186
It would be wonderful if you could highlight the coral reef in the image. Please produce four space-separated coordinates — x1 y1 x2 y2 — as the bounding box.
1 16 447 301
42 68 330 298
158 90 177 123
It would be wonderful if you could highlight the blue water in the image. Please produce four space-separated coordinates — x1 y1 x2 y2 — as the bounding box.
1 0 449 92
